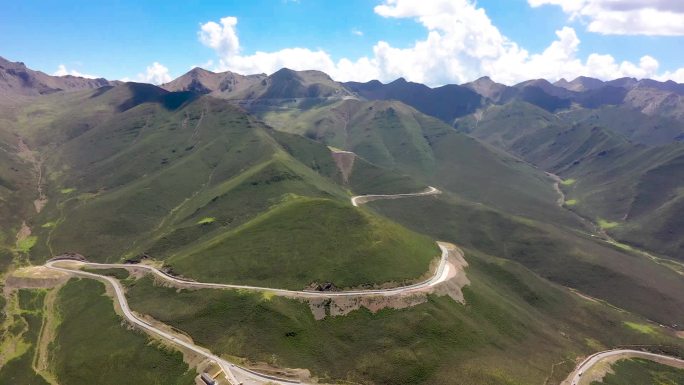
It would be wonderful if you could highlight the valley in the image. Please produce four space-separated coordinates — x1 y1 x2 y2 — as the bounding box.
0 55 683 385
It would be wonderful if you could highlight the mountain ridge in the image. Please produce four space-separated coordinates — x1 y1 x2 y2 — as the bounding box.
0 56 117 97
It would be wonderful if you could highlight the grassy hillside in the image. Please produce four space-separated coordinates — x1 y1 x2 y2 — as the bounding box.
2 85 439 290
455 101 684 259
168 196 439 289
0 99 42 269
52 279 196 385
591 358 684 385
561 105 684 146
2 78 682 385
8 88 340 262
260 98 577 227
0 289 51 385
127 250 683 385
364 192 684 326
345 78 484 123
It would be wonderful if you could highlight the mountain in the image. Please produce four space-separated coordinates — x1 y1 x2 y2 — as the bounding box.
463 76 513 102
3 83 443 292
3 59 684 385
257 95 684 326
555 76 606 92
345 77 484 123
259 97 570 223
455 100 684 258
163 67 354 108
0 56 114 98
161 67 265 95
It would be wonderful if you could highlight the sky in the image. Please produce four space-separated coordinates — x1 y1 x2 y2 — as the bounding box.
2 0 684 86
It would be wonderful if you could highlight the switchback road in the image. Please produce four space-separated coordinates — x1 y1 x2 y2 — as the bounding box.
44 185 461 385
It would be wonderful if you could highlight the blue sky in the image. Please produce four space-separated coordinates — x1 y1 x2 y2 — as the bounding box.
2 0 684 85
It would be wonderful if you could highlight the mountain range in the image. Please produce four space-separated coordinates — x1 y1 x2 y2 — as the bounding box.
1 55 683 385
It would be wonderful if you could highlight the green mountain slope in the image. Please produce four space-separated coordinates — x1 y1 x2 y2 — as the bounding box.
4 84 438 292
260 98 575 227
455 101 684 259
168 196 439 289
256 95 684 326
126 249 684 385
53 279 197 385
1 63 683 385
365 192 684 326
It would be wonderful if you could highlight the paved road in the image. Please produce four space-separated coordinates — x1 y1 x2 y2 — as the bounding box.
351 186 441 207
44 263 301 385
44 186 459 384
566 349 684 385
46 241 452 298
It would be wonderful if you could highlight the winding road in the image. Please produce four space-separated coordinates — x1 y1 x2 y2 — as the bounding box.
45 263 298 385
565 349 684 385
351 186 441 207
44 186 456 385
46 241 452 299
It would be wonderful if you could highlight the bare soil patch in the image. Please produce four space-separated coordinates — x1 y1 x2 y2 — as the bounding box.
307 243 469 319
330 150 355 183
5 266 69 291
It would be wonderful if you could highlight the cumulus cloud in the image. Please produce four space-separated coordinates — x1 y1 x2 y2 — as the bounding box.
53 64 98 79
197 0 684 85
198 17 241 57
137 62 172 85
529 0 684 35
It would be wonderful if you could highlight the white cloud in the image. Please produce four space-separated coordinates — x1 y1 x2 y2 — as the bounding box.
529 0 684 36
137 62 172 85
198 17 240 58
53 64 98 79
656 67 684 83
197 1 684 85
351 28 364 36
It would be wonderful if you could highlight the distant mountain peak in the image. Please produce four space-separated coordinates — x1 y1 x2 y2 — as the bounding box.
187 67 215 76
463 76 508 102
0 55 114 97
555 76 604 92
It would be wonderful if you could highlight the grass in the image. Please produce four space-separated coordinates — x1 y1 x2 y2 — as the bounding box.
168 196 439 289
41 221 57 229
454 101 684 259
59 188 76 194
561 179 576 186
196 217 216 225
0 289 51 385
52 278 196 385
263 99 572 228
623 322 657 335
25 94 350 264
564 199 578 206
126 250 684 385
16 236 38 253
365 193 684 326
592 358 684 385
598 219 620 229
82 267 130 280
